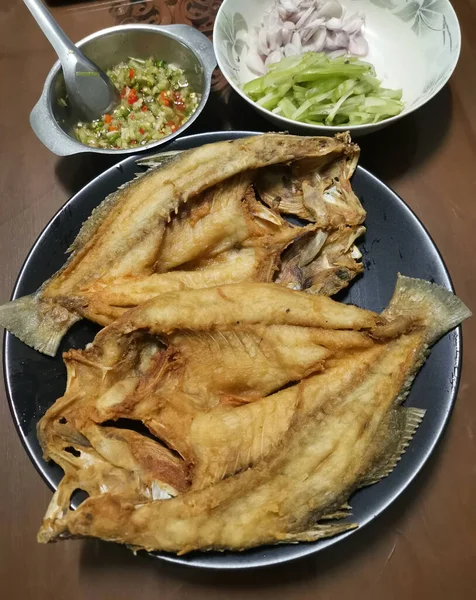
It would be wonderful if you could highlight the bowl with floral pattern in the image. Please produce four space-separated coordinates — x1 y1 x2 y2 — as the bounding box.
213 0 461 135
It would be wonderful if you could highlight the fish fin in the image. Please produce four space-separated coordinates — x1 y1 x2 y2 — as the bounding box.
280 521 357 543
319 508 352 521
0 293 81 356
360 407 426 487
67 190 122 253
136 150 184 169
384 275 472 344
317 500 353 522
68 169 157 253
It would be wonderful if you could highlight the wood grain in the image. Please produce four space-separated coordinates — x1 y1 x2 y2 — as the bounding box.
0 1 475 598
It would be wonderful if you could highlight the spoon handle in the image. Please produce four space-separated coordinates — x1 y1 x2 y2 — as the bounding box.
23 0 76 63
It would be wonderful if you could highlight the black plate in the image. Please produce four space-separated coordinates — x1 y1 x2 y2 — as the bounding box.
4 131 462 570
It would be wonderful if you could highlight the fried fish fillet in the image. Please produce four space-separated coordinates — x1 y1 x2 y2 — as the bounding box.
74 248 275 320
0 133 363 356
37 277 470 552
153 173 301 272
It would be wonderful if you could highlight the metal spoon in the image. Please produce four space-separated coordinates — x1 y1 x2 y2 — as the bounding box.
24 0 119 121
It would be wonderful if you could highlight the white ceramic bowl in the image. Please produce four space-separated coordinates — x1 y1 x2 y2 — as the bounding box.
213 0 461 135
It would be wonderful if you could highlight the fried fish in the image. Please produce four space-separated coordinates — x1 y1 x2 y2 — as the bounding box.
36 276 470 553
0 133 363 356
254 147 364 226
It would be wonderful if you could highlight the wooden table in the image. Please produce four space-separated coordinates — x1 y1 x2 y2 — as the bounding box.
1 1 475 598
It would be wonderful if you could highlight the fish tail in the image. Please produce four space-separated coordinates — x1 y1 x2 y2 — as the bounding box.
385 274 472 344
280 521 358 544
67 169 154 254
0 293 80 356
135 149 183 169
360 407 426 487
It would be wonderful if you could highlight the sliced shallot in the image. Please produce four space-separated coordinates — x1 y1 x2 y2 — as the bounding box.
246 0 369 74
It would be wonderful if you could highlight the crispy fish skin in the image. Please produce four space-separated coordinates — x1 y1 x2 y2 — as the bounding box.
48 135 349 295
153 173 254 272
124 325 376 459
36 284 381 465
152 174 299 272
39 276 470 552
0 133 357 356
66 184 314 326
114 283 380 335
187 331 370 493
66 247 282 326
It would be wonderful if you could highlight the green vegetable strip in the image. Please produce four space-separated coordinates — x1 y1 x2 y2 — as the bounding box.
242 52 404 126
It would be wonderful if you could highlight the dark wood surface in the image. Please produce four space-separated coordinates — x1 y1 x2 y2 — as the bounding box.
1 1 475 598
